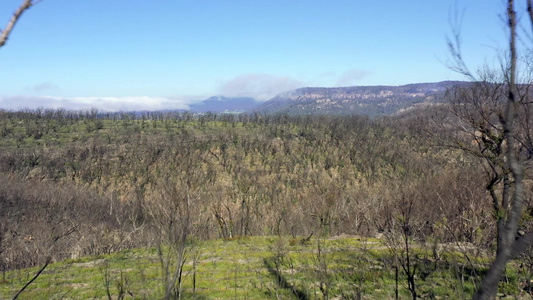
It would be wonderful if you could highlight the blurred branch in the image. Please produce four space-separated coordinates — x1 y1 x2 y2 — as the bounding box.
12 258 50 300
0 0 38 48
11 225 77 299
527 0 533 33
446 5 475 80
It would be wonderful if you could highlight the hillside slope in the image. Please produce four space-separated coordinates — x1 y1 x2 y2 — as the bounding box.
255 81 464 116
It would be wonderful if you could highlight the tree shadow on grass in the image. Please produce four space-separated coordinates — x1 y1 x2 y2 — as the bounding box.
263 258 308 300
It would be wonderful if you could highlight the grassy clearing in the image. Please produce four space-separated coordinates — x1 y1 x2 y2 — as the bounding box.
0 235 519 299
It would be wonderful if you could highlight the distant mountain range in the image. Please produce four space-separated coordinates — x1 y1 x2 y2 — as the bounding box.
188 96 260 113
253 81 464 116
187 81 466 116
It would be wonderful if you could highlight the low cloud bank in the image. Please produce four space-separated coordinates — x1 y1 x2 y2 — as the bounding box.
218 74 304 101
0 96 191 112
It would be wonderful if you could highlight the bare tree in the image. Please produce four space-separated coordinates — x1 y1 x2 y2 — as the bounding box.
447 1 533 299
383 193 422 300
148 180 194 300
473 4 526 298
0 0 38 48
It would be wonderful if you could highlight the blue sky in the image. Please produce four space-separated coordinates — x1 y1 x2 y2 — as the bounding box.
0 0 513 111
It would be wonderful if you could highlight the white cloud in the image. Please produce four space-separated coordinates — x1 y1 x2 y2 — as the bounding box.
219 73 304 101
0 96 191 112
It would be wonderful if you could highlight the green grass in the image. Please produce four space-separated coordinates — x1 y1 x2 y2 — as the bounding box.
0 235 523 299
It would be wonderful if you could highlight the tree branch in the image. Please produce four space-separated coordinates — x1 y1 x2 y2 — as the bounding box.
12 257 50 300
0 0 35 48
11 225 77 299
527 0 533 33
446 6 475 80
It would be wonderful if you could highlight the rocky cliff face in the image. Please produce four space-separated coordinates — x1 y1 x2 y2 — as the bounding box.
255 81 464 116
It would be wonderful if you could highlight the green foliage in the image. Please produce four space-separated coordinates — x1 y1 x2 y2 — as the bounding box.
0 236 524 299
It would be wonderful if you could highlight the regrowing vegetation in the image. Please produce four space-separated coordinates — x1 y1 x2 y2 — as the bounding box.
0 104 530 299
3 0 533 299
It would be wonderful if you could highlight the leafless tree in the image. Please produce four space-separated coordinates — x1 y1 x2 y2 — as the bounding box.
149 181 194 300
383 193 422 300
447 1 533 299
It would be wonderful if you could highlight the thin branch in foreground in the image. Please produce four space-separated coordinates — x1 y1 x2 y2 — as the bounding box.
11 225 77 299
12 258 50 300
0 0 35 48
446 5 475 80
527 0 533 33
